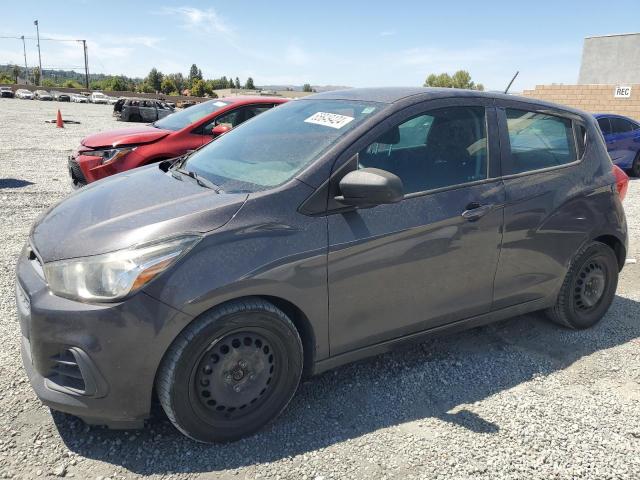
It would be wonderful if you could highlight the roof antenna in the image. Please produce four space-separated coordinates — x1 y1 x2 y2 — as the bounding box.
504 71 519 94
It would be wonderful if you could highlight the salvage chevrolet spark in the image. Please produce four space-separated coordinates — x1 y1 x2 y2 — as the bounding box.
17 88 628 443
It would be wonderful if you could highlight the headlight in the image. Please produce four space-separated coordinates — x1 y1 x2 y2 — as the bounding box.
43 236 200 302
93 146 137 165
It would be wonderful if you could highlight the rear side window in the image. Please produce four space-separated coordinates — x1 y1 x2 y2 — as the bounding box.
505 109 577 174
597 117 611 135
574 123 587 158
610 117 634 134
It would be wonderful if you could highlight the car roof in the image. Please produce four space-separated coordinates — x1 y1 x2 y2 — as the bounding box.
222 95 288 104
594 113 638 121
305 87 587 115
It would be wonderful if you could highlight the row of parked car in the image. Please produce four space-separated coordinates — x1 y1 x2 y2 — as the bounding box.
19 88 631 444
1 87 119 104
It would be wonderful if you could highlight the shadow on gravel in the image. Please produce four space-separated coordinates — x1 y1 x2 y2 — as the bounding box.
53 295 640 475
0 178 34 189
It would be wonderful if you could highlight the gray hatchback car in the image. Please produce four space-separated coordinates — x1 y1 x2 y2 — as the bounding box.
17 88 628 443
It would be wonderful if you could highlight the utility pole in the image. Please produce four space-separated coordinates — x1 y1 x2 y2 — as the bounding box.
81 40 89 89
20 35 28 84
34 20 42 85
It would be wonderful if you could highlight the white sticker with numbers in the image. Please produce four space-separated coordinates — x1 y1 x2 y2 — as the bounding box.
304 112 354 129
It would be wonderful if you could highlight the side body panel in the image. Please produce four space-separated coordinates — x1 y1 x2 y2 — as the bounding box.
324 98 506 355
143 181 331 361
493 101 627 310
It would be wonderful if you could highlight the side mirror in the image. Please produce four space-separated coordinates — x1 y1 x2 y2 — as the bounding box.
212 124 231 136
335 168 404 208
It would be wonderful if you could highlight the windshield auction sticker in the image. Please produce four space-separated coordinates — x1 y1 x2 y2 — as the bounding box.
304 112 354 129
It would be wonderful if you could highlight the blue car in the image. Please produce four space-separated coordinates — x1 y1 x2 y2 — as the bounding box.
595 113 640 176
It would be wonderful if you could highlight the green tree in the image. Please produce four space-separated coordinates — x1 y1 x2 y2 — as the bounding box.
244 77 255 90
235 77 241 89
188 64 202 87
146 68 163 92
11 64 21 82
161 76 177 95
423 70 484 90
227 75 234 88
42 78 56 87
137 82 155 94
166 73 185 93
32 67 41 86
302 83 313 92
190 78 211 97
63 80 83 88
106 76 128 91
0 73 13 84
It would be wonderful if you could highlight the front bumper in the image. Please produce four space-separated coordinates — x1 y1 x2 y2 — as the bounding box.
68 152 120 186
16 246 193 428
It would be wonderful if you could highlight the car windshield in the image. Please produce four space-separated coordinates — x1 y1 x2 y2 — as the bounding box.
183 99 381 193
154 100 231 131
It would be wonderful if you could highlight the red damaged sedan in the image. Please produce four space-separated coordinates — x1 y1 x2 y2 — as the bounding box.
68 96 287 186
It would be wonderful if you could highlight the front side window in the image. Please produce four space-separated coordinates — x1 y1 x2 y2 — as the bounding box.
184 99 380 192
154 99 230 131
200 105 276 134
505 109 577 174
358 106 488 194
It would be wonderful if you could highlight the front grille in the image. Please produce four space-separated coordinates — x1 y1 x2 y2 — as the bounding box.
68 157 87 186
48 349 86 393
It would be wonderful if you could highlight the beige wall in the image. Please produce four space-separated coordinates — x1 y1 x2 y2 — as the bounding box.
522 84 640 121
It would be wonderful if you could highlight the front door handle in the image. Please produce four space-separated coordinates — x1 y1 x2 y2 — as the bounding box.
461 203 494 221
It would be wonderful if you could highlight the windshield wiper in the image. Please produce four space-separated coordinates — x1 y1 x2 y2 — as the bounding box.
171 167 224 193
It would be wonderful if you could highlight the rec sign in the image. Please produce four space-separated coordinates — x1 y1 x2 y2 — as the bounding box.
614 86 632 98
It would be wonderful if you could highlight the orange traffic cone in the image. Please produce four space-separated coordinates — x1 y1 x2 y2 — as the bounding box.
56 109 64 128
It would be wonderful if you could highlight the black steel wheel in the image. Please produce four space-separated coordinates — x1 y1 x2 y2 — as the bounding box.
192 330 281 420
546 241 619 329
156 298 303 443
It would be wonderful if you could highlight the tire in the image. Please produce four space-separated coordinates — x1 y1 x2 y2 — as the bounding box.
156 297 303 443
630 152 640 177
546 241 618 329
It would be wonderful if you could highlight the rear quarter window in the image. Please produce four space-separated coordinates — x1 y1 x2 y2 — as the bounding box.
505 109 577 175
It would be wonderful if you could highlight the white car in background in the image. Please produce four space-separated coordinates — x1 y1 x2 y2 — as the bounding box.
15 89 34 99
34 90 53 101
70 94 88 103
106 96 119 105
89 91 109 104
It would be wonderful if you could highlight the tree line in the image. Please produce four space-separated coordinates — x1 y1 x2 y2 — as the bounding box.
0 63 257 96
423 70 484 90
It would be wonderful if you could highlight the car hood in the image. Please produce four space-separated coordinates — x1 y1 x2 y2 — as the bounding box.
31 165 248 262
81 125 171 148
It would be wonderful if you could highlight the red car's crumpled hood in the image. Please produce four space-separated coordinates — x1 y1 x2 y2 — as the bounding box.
81 125 171 148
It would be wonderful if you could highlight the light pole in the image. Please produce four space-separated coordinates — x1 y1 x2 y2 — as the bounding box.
81 40 89 89
34 20 42 85
20 35 28 84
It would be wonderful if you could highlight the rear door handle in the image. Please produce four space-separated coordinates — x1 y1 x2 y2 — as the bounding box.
461 203 494 221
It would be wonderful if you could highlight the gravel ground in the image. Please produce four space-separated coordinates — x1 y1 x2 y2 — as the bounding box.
1 97 639 480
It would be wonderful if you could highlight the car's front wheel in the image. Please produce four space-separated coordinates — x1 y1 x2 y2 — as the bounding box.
546 241 619 329
156 298 303 443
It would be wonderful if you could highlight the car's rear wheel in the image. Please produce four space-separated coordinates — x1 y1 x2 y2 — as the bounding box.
546 241 618 329
156 298 303 443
